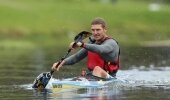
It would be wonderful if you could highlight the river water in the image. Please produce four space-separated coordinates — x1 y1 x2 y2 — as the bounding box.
0 46 170 100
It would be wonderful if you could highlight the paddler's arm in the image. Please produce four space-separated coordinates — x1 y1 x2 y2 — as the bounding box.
52 48 87 71
64 48 87 65
83 39 117 54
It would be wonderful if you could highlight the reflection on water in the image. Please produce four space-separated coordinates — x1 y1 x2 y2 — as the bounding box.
0 46 170 99
121 46 170 68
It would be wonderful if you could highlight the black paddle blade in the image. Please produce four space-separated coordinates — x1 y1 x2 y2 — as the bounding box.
74 31 92 42
32 72 52 89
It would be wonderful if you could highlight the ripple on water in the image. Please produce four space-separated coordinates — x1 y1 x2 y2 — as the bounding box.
117 66 170 89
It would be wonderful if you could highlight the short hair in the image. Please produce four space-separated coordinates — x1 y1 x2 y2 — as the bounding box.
91 17 107 29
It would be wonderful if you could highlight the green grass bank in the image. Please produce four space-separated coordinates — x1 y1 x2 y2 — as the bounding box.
0 0 170 47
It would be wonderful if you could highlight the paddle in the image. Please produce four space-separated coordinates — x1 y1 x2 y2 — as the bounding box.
32 31 92 89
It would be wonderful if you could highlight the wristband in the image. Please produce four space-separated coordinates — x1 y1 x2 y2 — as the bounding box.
77 42 84 47
80 42 85 47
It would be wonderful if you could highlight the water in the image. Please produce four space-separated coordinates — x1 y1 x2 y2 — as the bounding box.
0 46 170 100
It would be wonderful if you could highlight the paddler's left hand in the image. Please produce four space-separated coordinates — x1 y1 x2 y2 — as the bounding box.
69 42 84 49
77 42 84 47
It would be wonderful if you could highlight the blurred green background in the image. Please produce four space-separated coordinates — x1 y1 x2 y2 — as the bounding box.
0 0 170 47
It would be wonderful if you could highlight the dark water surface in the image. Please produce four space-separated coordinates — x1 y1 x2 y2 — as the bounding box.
0 46 170 100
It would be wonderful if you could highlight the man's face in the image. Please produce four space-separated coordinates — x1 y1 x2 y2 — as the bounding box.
91 24 106 41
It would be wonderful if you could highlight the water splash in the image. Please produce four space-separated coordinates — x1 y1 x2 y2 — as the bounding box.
117 66 170 89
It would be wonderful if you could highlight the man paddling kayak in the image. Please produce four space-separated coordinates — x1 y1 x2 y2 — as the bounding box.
52 17 120 79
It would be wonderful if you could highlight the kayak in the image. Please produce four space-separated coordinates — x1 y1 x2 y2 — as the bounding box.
45 76 117 92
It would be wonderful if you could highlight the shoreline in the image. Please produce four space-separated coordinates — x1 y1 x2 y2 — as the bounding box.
141 40 170 47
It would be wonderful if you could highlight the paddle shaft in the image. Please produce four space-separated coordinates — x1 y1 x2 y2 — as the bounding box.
50 31 92 75
32 31 92 89
50 48 72 75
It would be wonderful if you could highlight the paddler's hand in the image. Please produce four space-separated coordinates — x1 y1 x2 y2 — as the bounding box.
77 42 84 47
69 42 84 49
51 60 65 71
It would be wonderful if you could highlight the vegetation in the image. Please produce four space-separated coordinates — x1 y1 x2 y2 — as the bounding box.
0 0 170 47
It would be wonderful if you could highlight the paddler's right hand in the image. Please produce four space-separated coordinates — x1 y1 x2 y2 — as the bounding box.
51 60 65 71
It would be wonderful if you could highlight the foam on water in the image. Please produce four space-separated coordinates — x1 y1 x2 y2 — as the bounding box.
117 66 170 89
